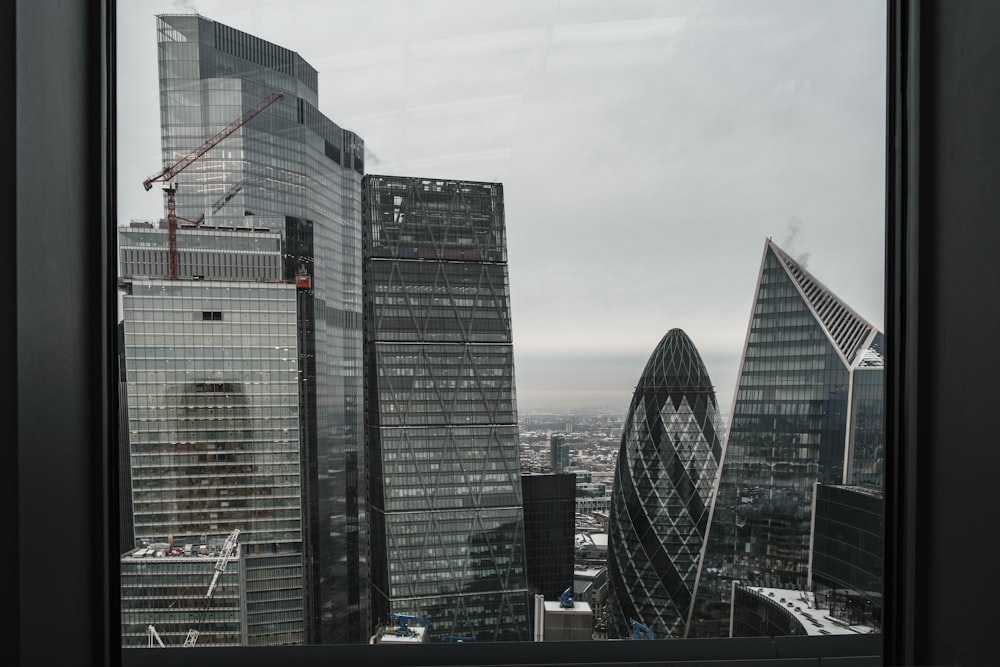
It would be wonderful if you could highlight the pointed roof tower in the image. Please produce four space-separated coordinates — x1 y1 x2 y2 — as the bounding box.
767 239 879 366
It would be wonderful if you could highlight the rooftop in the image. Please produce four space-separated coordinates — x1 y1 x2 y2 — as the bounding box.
122 540 241 561
744 586 878 636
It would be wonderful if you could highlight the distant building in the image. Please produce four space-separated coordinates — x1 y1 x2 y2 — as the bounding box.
574 567 608 610
606 329 724 639
575 532 608 568
550 433 569 471
575 496 611 514
574 567 609 637
363 175 531 641
690 239 885 638
731 585 878 638
521 473 577 603
810 484 882 630
533 595 594 641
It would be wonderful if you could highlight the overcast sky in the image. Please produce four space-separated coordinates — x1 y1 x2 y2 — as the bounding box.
117 0 887 417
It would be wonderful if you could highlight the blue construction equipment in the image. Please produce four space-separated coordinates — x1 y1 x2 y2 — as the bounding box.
388 612 432 637
630 618 656 640
558 586 574 608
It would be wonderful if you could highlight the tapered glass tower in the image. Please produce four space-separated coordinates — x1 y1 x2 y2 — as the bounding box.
149 15 367 644
362 175 531 641
606 329 724 639
689 238 884 638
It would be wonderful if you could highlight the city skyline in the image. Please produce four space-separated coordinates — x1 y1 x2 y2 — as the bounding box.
117 1 887 416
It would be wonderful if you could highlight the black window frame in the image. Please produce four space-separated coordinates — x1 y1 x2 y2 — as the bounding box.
12 0 996 665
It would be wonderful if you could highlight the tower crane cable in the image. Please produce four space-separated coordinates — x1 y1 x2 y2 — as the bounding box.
142 91 284 280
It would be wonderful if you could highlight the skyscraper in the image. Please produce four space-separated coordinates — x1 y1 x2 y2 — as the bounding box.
147 15 367 643
521 472 577 602
550 433 569 471
362 174 531 641
119 226 304 645
689 238 884 637
606 329 724 639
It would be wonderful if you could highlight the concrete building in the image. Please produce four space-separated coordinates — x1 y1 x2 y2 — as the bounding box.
532 595 594 642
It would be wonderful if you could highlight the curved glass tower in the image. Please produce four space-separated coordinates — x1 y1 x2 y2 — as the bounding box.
606 329 724 639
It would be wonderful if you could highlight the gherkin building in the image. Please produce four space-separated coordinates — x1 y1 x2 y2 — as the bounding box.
607 329 724 639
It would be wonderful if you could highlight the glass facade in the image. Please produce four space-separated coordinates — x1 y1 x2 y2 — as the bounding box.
811 484 882 629
122 278 303 645
606 329 724 639
363 175 531 641
120 543 244 648
550 433 569 471
521 473 577 602
689 239 884 638
153 15 366 644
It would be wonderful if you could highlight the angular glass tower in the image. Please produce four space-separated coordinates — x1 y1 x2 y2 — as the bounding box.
606 329 724 639
362 175 531 641
689 239 884 638
151 15 367 644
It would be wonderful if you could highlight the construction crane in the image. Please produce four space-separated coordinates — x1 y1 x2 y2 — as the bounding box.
143 91 284 280
210 180 244 216
558 586 575 609
146 625 166 648
182 528 241 647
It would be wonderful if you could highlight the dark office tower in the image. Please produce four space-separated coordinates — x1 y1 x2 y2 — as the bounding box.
605 329 724 640
689 239 884 638
363 175 531 641
550 433 569 471
152 15 366 644
521 473 577 602
811 483 883 630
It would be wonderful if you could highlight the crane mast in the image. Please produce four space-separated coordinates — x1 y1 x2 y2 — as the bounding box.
142 91 284 280
183 528 241 647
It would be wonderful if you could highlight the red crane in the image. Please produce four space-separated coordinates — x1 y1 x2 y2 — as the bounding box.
143 91 285 280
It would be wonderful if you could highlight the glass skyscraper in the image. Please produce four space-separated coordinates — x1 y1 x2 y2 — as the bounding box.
606 329 724 639
550 433 569 471
689 238 884 638
362 175 531 641
148 15 367 644
120 239 303 644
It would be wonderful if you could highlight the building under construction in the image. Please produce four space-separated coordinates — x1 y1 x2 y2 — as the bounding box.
120 534 243 648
